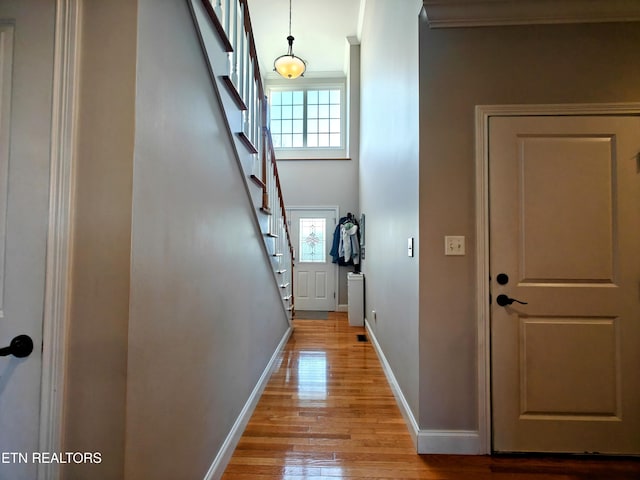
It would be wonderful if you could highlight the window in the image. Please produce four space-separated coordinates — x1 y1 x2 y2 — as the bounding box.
267 81 346 159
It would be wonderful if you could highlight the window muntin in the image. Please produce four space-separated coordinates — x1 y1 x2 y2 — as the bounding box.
267 82 346 158
306 89 341 148
271 90 304 148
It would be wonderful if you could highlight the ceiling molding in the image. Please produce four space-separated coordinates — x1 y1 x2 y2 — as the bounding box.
423 0 640 28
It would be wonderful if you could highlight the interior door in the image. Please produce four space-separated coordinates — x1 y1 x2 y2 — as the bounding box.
490 115 640 454
288 208 337 311
0 2 55 477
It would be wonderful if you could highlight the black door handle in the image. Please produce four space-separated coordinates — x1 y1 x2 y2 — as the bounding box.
0 335 34 358
496 294 528 307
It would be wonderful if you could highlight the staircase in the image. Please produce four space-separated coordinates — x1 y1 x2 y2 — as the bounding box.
187 0 294 320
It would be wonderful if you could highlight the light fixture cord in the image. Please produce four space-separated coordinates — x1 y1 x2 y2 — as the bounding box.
288 0 292 36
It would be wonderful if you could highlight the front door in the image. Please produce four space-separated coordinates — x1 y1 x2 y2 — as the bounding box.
288 208 337 311
490 115 640 454
0 2 55 477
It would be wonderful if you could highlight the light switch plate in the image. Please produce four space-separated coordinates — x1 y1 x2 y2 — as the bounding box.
408 237 414 257
445 236 465 255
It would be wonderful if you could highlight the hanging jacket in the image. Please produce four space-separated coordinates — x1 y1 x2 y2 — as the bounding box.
330 216 349 263
331 214 360 267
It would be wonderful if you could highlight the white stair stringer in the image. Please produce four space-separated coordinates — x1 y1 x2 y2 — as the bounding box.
187 0 294 322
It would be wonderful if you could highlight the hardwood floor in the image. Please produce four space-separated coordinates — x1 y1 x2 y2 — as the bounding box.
222 313 640 479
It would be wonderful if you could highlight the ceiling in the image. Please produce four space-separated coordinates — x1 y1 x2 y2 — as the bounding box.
248 0 640 80
247 0 363 79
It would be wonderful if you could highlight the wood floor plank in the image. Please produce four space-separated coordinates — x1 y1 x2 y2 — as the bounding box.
222 313 640 479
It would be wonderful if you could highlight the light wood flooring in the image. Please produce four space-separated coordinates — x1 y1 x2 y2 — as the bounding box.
222 312 640 479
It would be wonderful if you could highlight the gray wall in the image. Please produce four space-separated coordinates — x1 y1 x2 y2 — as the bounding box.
359 0 420 418
63 0 290 478
125 0 290 478
419 20 640 430
63 1 136 478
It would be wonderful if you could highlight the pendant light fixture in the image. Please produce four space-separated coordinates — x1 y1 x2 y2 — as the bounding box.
273 0 306 79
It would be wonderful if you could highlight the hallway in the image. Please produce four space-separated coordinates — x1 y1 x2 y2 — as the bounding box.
222 313 640 479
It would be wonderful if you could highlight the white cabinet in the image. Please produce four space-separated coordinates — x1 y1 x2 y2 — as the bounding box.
347 273 364 326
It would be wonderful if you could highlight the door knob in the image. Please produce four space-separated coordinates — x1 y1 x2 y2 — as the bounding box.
0 335 34 358
496 294 528 307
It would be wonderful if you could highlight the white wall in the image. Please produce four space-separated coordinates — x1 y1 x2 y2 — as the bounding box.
125 0 290 478
359 0 420 419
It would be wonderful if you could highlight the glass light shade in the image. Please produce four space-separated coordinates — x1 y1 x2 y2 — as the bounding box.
274 54 306 79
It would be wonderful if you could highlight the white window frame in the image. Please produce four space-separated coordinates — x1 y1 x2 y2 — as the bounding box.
266 77 347 160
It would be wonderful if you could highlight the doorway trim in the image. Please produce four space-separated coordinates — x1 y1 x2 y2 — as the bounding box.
38 1 81 478
286 205 340 312
475 102 640 454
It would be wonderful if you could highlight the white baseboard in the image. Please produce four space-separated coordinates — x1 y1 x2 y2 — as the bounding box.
365 320 483 455
203 326 293 480
336 304 348 312
365 320 419 448
417 430 483 454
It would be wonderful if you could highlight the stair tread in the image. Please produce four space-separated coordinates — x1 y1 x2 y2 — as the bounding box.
238 131 258 154
250 174 266 189
220 75 247 111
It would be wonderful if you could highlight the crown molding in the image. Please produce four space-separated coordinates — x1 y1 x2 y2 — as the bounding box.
423 0 640 28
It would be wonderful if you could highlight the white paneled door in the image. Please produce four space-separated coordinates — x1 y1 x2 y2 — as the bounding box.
0 2 55 479
490 115 640 454
288 208 337 311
